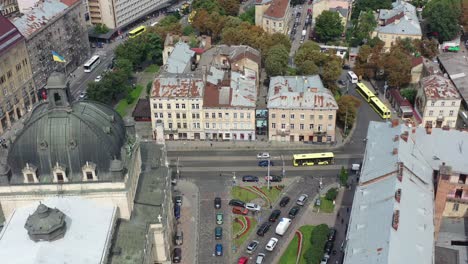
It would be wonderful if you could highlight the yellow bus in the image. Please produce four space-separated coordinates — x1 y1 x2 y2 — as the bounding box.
188 10 197 24
129 26 146 38
355 82 376 102
369 96 391 119
293 152 335 166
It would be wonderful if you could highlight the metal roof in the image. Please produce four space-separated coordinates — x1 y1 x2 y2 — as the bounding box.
267 75 338 110
437 52 468 104
421 75 460 100
0 14 24 56
0 197 116 264
165 42 195 74
376 1 421 36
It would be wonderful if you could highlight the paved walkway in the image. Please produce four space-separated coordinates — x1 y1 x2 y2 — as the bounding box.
174 180 200 264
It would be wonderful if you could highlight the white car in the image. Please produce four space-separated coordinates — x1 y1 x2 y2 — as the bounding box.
245 203 261 212
256 253 266 264
78 91 87 99
297 194 309 206
320 254 330 264
257 152 270 159
265 237 279 251
94 75 102 82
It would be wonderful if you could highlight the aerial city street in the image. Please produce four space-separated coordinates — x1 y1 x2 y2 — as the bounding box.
0 0 468 263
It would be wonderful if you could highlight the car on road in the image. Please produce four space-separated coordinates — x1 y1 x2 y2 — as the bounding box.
246 203 261 212
257 152 270 159
242 175 259 182
246 240 259 254
215 244 223 256
315 198 321 207
256 222 271 236
256 253 266 264
233 206 249 215
258 160 274 167
229 199 246 207
264 175 282 182
172 248 182 263
269 210 281 222
94 75 102 82
328 228 337 241
338 79 346 86
288 206 300 218
279 196 290 207
174 204 181 219
175 195 182 206
238 256 249 264
174 227 183 245
342 64 351 70
296 12 301 17
214 197 221 209
265 237 279 251
320 254 330 264
215 227 223 240
324 241 333 255
216 212 223 225
78 91 87 100
296 194 309 206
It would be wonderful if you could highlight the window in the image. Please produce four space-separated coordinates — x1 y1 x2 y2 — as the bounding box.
212 123 216 129
290 124 295 129
290 114 295 119
233 123 237 129
272 123 276 128
177 123 181 129
205 113 209 118
234 113 238 118
176 113 180 119
225 113 230 118
300 114 305 120
196 104 200 109
159 113 163 118
449 110 454 116
328 115 333 120
212 113 216 118
247 113 251 119
57 173 64 182
182 104 186 109
168 123 173 129
318 124 323 131
310 115 314 120
53 163 67 183
300 124 304 130
441 102 445 106
453 203 460 212
159 103 163 109
153 104 158 109
183 123 187 128
452 101 456 106
192 104 195 109
218 113 222 118
279 23 282 27
240 113 244 118
168 113 172 118
86 172 93 180
175 103 179 109
272 114 276 118
319 115 323 120
192 113 196 118
167 103 171 109
431 101 435 106
182 113 186 119
22 163 38 183
281 114 286 119
439 110 444 116
273 22 276 26
6 70 12 78
27 174 34 182
281 124 286 129
205 123 210 128
428 110 433 116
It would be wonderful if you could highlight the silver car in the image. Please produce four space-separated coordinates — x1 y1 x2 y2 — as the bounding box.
296 194 309 206
246 240 259 254
256 253 266 264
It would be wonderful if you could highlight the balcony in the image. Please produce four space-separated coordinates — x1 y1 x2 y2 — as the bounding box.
276 129 290 136
164 129 178 134
447 189 468 202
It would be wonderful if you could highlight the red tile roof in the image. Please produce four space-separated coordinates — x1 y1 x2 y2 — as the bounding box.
203 82 233 107
0 14 24 56
264 0 289 19
411 57 423 67
191 48 205 54
60 0 80 6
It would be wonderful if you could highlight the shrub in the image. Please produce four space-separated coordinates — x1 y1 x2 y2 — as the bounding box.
126 93 134 104
146 81 152 95
325 188 338 201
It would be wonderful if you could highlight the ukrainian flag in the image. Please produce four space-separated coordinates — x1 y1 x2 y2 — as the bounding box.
52 51 66 63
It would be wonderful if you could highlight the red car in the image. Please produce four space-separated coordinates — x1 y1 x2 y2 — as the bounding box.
232 206 249 215
238 257 249 264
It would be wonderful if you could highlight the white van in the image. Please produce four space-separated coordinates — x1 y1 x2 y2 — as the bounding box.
275 217 292 236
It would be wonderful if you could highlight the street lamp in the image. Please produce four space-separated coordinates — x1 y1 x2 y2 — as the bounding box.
267 158 270 190
281 155 285 177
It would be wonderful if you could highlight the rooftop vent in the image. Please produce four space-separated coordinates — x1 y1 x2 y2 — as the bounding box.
392 148 398 155
397 162 404 182
391 119 399 127
392 210 400 230
395 189 401 203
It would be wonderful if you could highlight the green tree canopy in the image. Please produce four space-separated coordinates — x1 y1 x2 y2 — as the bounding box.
265 44 289 76
239 6 255 25
94 24 109 35
337 95 361 129
350 10 377 46
400 88 417 104
298 60 320 75
351 0 392 20
423 0 461 42
314 11 344 42
383 47 412 88
294 41 324 69
182 25 195 36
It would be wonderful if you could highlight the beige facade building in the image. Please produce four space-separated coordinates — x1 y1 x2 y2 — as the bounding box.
0 0 19 17
255 0 291 34
0 15 37 136
267 75 338 142
415 74 461 129
312 0 351 24
162 33 212 65
372 1 422 51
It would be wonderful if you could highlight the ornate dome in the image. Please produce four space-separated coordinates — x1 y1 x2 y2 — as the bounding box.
6 72 127 183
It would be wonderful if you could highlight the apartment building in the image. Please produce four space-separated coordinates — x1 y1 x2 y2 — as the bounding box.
0 15 36 136
255 0 291 34
86 0 170 29
11 0 90 89
415 74 461 129
162 33 212 65
0 0 19 17
372 0 422 51
312 0 351 25
267 75 338 143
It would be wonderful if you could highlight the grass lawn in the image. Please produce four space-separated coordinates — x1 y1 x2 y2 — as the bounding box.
260 186 282 205
115 85 143 117
144 64 160 73
279 225 315 264
231 186 260 203
320 198 335 213
232 216 257 247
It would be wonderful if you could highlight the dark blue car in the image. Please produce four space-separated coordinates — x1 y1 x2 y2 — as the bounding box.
174 204 181 219
215 244 223 256
242 175 259 182
258 160 274 167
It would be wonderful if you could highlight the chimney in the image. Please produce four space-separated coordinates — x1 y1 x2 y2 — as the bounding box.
392 148 398 155
393 135 399 142
412 128 416 134
442 126 450 131
391 119 399 128
400 131 409 142
426 127 432 134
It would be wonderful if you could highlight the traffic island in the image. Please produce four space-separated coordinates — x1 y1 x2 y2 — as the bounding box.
231 186 283 207
232 216 257 247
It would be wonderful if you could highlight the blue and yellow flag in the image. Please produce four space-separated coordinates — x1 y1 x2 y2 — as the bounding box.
52 51 66 63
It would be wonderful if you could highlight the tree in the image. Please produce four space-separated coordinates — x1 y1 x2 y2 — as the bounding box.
265 44 289 76
94 24 109 34
337 95 361 129
269 33 292 51
192 9 211 34
239 7 255 25
304 224 329 264
218 0 240 16
350 10 377 46
224 16 243 28
400 88 417 104
383 47 412 88
298 60 320 75
294 41 324 69
314 11 344 42
351 0 392 20
321 58 342 86
205 12 227 41
339 166 349 186
353 44 372 79
150 15 182 39
415 38 439 58
325 188 338 201
192 0 222 13
182 25 195 36
423 0 461 42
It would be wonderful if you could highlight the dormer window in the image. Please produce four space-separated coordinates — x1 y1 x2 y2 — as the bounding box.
53 162 68 183
22 163 38 183
82 161 97 181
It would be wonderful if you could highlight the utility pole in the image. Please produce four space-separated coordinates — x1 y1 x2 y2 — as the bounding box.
344 105 349 136
267 158 270 190
281 154 285 177
176 157 180 181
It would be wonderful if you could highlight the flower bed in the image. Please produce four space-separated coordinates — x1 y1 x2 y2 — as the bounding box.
234 217 246 238
296 230 304 264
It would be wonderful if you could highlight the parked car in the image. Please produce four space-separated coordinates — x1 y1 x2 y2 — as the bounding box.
296 194 309 206
320 254 330 264
246 203 261 212
256 253 266 264
265 237 279 251
229 199 246 207
258 160 274 167
315 198 321 207
246 240 260 254
174 227 183 245
175 195 182 206
174 204 181 219
215 227 223 240
288 206 300 218
279 196 290 207
257 152 270 159
78 91 87 100
324 241 333 255
238 256 249 264
214 197 221 209
172 248 182 263
342 64 351 70
215 244 223 256
216 212 223 225
269 210 281 222
328 228 337 241
233 206 249 215
256 222 271 236
243 175 259 182
94 75 102 82
264 175 282 182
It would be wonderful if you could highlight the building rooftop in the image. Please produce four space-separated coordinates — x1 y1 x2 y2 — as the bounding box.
0 14 24 56
198 44 261 69
264 0 289 19
376 1 421 36
345 121 439 264
151 77 204 98
108 142 169 264
255 0 272 5
329 6 348 18
0 197 116 264
267 75 338 110
164 42 195 74
421 75 460 100
437 52 468 103
11 0 78 38
436 217 468 264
